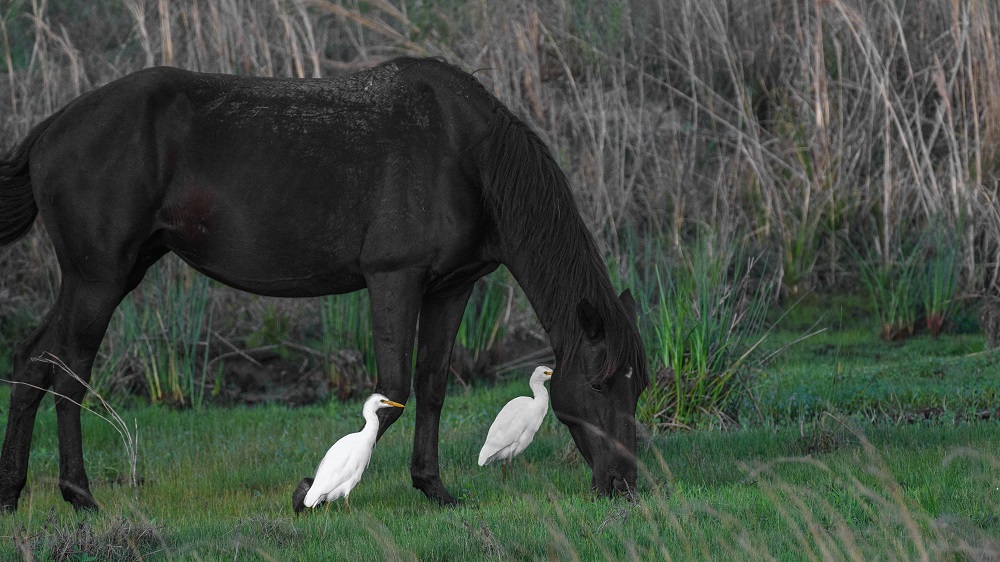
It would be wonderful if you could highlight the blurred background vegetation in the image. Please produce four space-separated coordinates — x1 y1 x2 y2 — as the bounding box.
1 0 999 429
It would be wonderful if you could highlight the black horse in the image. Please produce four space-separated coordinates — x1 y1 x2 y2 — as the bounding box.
0 57 648 512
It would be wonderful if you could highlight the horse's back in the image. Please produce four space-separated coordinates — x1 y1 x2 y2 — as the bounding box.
28 60 498 296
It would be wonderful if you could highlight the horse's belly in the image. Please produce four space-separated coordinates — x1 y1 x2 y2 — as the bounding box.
175 247 368 297
162 211 371 297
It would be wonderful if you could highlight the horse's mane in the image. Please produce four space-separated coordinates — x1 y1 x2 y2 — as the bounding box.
470 74 649 390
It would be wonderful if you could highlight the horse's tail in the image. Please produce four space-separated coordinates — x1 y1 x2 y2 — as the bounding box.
0 111 62 245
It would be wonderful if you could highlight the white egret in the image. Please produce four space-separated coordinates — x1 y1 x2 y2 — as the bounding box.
478 366 553 478
292 393 404 514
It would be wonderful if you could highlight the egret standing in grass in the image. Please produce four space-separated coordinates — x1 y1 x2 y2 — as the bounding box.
292 393 405 514
478 366 553 478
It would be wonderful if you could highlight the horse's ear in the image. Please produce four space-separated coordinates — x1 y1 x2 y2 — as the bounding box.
577 299 605 342
619 289 637 319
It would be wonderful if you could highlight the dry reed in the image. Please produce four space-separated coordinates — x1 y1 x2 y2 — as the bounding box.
1 0 999 371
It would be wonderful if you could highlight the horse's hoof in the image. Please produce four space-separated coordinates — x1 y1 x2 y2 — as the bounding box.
60 481 99 512
435 493 460 507
292 477 314 515
69 495 100 513
413 478 459 506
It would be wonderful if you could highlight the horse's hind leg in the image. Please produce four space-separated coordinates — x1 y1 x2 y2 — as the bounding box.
0 273 133 511
410 285 473 506
0 321 56 511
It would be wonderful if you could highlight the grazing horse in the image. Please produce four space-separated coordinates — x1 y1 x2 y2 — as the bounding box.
0 57 649 511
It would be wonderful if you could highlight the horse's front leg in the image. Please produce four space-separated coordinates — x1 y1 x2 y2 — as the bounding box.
410 285 474 506
365 269 423 436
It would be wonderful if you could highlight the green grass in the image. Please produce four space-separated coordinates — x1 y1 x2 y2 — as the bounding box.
757 295 997 425
1 295 999 559
1 380 999 560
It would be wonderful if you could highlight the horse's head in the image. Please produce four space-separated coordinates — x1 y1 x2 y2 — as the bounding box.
550 289 648 497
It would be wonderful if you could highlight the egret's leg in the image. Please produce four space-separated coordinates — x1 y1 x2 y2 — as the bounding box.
502 462 508 482
345 495 350 515
324 501 330 515
411 285 474 506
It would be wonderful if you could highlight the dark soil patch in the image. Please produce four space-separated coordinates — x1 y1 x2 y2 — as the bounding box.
211 334 552 407
215 350 334 407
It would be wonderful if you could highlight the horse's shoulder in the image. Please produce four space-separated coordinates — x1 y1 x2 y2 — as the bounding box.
381 57 477 90
105 66 197 93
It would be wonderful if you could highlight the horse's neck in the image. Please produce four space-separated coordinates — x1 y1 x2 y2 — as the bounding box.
502 233 611 356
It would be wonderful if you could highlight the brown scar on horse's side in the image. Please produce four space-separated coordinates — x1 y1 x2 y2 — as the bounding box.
159 180 214 240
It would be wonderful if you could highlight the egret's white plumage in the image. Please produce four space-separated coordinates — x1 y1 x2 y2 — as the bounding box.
478 366 553 468
301 393 404 513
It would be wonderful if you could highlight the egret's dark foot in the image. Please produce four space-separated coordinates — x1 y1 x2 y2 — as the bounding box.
412 476 459 506
292 477 314 515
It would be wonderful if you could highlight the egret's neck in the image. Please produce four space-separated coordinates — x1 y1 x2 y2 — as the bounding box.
361 407 381 439
530 379 550 402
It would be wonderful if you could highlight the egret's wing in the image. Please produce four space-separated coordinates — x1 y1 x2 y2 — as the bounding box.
305 432 373 506
478 396 535 465
328 438 378 499
320 437 373 484
480 397 551 465
509 417 543 458
314 433 360 477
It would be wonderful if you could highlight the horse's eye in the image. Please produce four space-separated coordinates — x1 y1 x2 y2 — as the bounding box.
590 381 606 393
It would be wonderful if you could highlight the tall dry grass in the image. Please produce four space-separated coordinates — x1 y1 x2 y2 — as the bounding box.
1 0 999 379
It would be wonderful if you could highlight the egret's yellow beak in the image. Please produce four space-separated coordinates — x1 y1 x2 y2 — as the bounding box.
544 370 553 376
381 399 405 408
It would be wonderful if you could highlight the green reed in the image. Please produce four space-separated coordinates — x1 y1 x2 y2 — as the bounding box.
644 235 772 429
98 257 213 408
856 240 920 340
320 290 377 391
456 268 512 366
918 220 961 337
